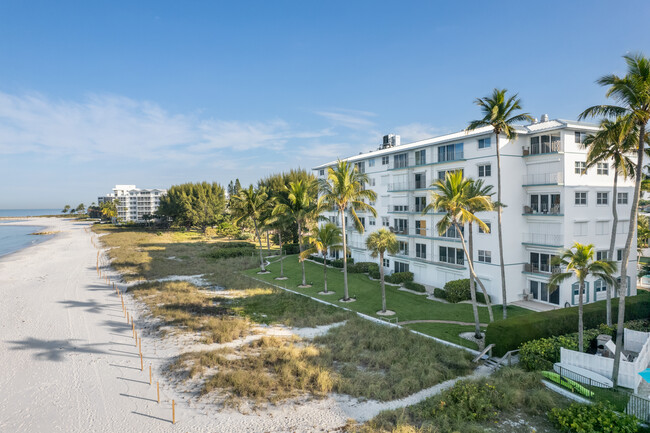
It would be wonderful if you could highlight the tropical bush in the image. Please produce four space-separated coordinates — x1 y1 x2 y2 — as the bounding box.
348 262 378 273
443 279 470 303
433 288 447 299
331 258 354 268
206 246 256 260
404 281 426 293
486 291 650 356
475 291 490 304
385 271 414 284
548 402 639 433
282 243 301 255
369 268 381 279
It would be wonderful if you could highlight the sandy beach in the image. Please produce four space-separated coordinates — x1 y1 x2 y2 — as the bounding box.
0 218 353 432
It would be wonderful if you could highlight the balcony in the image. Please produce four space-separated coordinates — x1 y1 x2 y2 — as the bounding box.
523 263 562 274
522 233 564 247
522 172 563 186
387 205 410 213
523 138 562 156
388 181 412 192
389 226 409 235
523 205 562 216
438 151 464 163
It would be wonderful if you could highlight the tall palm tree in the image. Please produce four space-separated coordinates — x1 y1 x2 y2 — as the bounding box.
300 222 343 294
230 185 273 272
465 178 495 325
580 53 650 386
365 228 399 314
319 160 377 301
266 212 293 279
273 179 319 287
423 171 495 334
467 89 533 319
582 117 637 325
549 243 617 352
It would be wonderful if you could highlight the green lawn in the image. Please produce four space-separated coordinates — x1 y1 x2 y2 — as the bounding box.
244 256 532 349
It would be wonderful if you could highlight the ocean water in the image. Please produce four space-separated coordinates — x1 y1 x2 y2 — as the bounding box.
0 209 60 217
0 224 54 258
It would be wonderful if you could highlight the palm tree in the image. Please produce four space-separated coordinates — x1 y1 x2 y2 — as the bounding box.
465 178 496 326
582 117 637 325
580 53 650 386
638 215 650 253
424 171 495 334
319 160 377 301
365 228 399 314
549 243 617 352
273 179 319 287
230 185 273 272
300 222 343 294
467 89 533 319
267 212 293 279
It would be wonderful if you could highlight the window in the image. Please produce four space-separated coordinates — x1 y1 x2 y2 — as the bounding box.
438 143 464 162
319 169 325 176
416 243 427 259
381 217 390 227
574 222 588 236
595 279 607 293
575 192 587 206
368 158 375 167
383 258 390 267
394 261 409 273
369 217 376 226
529 135 561 155
415 220 427 236
394 153 408 168
368 178 376 186
596 163 609 175
381 156 389 165
478 164 491 177
355 161 365 173
398 241 408 255
618 192 628 204
575 161 587 175
393 218 408 234
575 131 586 144
528 252 558 273
479 222 491 234
596 221 609 235
414 173 426 189
415 149 426 165
359 217 365 229
597 192 608 205
477 250 491 263
530 280 559 305
415 196 427 212
531 194 561 213
392 204 408 212
617 249 623 261
478 137 491 149
596 251 608 261
439 246 464 265
438 169 464 180
441 225 464 238
616 221 629 234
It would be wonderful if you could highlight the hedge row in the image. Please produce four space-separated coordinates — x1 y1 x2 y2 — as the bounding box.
348 262 379 274
404 281 426 293
385 271 414 284
205 246 256 259
485 291 650 356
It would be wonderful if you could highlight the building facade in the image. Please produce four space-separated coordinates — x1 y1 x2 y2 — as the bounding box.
98 184 167 223
313 117 638 309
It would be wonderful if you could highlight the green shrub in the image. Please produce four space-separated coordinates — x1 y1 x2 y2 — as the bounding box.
433 288 447 299
476 291 490 304
404 281 426 293
348 262 378 273
206 246 256 259
369 269 381 279
433 379 502 422
444 279 470 303
282 243 301 255
309 255 325 264
385 271 414 284
213 241 253 248
331 258 354 268
548 402 639 433
486 291 650 356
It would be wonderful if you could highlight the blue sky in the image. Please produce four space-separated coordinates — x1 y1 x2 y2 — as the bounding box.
1 1 650 208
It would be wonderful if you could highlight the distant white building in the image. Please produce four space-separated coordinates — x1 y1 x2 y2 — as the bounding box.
313 116 638 309
98 185 167 223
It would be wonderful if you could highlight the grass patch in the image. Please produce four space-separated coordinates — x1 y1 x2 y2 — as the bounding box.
314 318 473 401
405 322 487 350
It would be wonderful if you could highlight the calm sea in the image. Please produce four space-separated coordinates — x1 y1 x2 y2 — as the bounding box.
0 224 56 258
0 209 60 217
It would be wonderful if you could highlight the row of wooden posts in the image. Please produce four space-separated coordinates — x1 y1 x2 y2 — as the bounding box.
93 233 176 425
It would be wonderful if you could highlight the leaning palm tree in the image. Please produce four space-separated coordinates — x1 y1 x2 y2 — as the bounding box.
549 243 617 352
366 228 399 314
319 160 377 301
582 117 637 325
423 171 495 335
465 178 495 325
467 89 533 319
580 53 650 386
273 179 319 287
300 222 343 294
230 185 273 272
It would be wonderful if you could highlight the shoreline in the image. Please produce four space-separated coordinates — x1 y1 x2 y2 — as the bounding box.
0 218 59 260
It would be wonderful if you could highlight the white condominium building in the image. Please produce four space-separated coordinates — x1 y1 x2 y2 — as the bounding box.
98 184 167 223
313 116 637 309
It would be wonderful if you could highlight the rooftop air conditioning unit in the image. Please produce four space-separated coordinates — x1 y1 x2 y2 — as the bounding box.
380 134 401 150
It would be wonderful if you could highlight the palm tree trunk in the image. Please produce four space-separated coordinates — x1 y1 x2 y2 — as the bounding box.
266 231 270 253
468 222 484 338
613 123 645 387
380 251 386 313
298 221 306 286
578 279 585 352
278 231 284 278
323 253 328 293
454 223 493 323
606 172 619 326
495 132 508 320
253 219 266 272
340 208 349 300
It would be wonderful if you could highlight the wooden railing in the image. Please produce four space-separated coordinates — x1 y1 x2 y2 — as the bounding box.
472 343 494 363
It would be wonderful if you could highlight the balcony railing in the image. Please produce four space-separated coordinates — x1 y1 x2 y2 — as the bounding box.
523 263 562 274
523 205 562 215
522 233 564 246
438 151 464 162
388 181 412 192
387 205 410 213
523 141 562 156
523 172 563 185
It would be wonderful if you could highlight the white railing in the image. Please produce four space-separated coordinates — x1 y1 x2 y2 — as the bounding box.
522 233 564 246
388 181 411 191
523 172 563 185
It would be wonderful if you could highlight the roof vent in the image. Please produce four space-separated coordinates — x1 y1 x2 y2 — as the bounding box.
531 118 538 124
380 134 400 150
541 114 549 122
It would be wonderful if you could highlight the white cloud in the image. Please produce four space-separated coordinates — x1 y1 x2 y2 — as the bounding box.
393 122 446 143
314 108 377 130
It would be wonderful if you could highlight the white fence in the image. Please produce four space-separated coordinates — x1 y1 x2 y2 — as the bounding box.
560 329 650 390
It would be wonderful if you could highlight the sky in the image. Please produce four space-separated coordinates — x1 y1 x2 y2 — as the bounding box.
1 0 650 209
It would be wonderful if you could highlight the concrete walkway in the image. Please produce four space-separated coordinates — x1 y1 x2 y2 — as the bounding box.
398 319 488 327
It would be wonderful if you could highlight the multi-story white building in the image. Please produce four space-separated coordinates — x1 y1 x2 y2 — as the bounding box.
98 185 167 223
313 117 637 309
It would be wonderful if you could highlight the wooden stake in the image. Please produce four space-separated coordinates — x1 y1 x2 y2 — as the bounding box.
126 312 129 324
172 399 175 424
140 352 143 371
135 333 138 347
157 381 160 403
139 337 142 353
149 364 152 385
